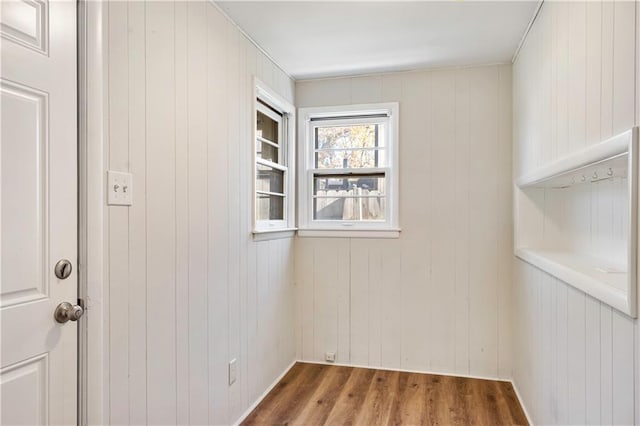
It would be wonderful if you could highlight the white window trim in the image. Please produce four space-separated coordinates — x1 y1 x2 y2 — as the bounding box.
252 78 296 237
298 102 400 237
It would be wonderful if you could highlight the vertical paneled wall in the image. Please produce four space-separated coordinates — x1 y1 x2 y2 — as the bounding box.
105 2 296 424
295 65 513 380
512 1 637 424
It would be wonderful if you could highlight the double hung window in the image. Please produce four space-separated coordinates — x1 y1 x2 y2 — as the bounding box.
298 103 399 235
253 80 295 234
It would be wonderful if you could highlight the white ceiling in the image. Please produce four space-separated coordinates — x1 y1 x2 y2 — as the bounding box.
217 1 538 80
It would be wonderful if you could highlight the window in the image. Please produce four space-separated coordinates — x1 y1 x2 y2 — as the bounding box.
298 103 399 236
253 79 295 235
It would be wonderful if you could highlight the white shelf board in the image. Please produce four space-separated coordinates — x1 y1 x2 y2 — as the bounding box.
517 128 634 188
515 248 628 313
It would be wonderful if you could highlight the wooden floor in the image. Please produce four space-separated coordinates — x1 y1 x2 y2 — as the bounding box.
242 362 528 425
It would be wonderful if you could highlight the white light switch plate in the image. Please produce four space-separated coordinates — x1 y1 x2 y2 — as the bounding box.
107 170 133 206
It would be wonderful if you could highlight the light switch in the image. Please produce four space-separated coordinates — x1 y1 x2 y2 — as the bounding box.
107 170 133 206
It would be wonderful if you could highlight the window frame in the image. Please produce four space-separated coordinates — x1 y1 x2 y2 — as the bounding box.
298 102 400 236
252 78 296 236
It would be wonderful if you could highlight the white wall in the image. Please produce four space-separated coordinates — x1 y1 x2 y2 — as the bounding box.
512 1 638 424
98 1 640 424
294 65 514 380
103 2 296 424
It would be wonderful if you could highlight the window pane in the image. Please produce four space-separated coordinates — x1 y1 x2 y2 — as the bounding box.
257 110 279 143
257 139 278 163
314 175 385 196
256 194 284 221
316 148 386 169
257 164 284 194
314 195 385 221
315 124 381 150
313 174 386 221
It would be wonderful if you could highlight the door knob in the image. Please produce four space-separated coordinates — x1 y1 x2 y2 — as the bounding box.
54 302 84 323
54 259 72 279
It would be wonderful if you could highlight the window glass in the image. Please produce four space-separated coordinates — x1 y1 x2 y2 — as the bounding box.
315 124 378 150
314 124 387 169
313 175 386 221
257 139 278 163
256 164 284 195
257 110 279 143
256 194 284 221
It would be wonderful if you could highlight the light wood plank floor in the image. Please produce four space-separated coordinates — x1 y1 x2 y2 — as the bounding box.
242 362 528 425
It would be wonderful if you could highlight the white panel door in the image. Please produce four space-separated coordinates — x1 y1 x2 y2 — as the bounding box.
0 0 78 424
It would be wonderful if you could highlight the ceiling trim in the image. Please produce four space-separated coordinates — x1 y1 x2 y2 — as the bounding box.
209 0 297 81
294 61 512 84
511 0 545 64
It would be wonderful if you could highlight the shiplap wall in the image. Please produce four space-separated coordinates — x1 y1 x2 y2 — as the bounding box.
104 2 296 424
512 1 638 424
294 65 513 380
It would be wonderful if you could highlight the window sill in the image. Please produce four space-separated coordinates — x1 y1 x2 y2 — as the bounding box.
252 228 297 242
297 228 401 239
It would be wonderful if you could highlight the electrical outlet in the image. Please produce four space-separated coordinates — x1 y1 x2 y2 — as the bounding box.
107 170 133 206
228 358 237 385
325 352 336 362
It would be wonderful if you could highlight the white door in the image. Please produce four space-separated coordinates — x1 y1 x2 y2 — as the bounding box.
0 0 78 424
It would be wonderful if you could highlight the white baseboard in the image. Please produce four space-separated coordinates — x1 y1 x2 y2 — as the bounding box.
232 360 297 426
297 359 513 383
510 379 534 425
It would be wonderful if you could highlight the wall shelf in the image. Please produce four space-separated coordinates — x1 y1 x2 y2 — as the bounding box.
514 248 628 312
514 128 638 317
